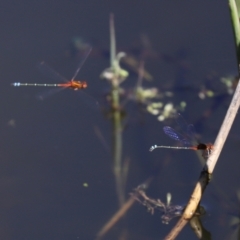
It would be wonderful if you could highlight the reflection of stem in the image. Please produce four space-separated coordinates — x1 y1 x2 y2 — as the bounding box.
110 14 125 206
189 211 211 240
112 85 124 206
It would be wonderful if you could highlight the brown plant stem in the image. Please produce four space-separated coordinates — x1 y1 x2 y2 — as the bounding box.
164 77 240 239
164 2 240 238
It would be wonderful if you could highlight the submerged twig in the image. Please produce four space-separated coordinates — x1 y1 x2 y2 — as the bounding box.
96 178 152 239
131 184 184 224
95 196 136 239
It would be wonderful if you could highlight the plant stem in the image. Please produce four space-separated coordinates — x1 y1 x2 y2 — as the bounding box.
110 13 125 206
164 57 240 240
164 4 240 237
229 0 240 63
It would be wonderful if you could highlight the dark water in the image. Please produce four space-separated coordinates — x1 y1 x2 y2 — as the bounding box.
0 0 239 239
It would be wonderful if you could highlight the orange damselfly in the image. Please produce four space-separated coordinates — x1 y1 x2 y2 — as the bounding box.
149 113 213 159
11 47 92 96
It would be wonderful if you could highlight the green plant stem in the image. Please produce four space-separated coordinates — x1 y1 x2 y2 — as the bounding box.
229 0 240 62
110 13 116 70
110 14 125 206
